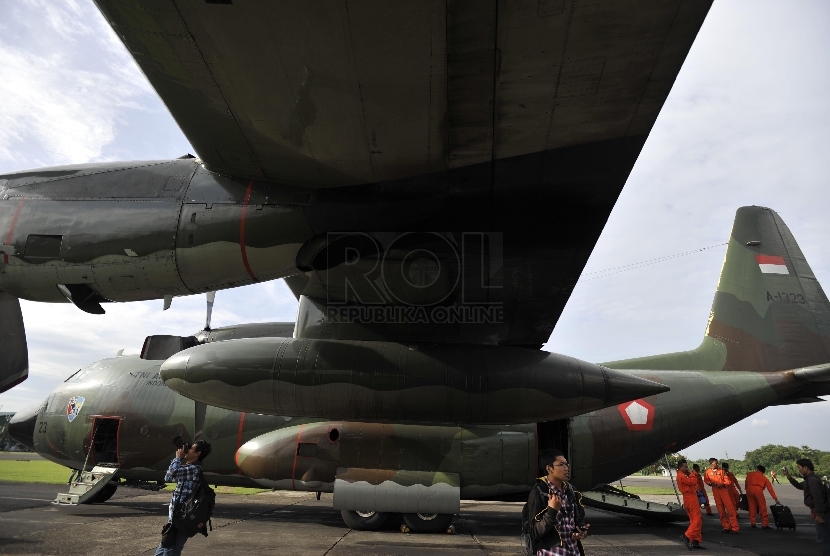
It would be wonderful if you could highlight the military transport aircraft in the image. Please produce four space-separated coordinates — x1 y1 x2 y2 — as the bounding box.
0 0 713 415
9 206 830 532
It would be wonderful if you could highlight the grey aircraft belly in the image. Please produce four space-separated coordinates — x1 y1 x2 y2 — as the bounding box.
0 2 714 430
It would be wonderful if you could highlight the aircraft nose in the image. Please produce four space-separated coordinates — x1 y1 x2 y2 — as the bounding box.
8 403 40 451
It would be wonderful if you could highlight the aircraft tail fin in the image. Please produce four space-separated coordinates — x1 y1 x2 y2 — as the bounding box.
605 206 830 373
0 292 28 392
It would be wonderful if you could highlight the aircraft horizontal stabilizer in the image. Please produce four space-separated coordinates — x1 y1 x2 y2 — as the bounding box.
0 292 28 393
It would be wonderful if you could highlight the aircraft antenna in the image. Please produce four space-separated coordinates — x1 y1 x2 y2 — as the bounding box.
578 242 727 283
205 292 216 330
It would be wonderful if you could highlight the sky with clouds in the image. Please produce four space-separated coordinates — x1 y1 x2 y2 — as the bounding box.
1 0 829 461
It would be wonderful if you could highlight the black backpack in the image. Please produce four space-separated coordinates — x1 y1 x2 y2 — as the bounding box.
520 483 548 556
821 476 830 506
173 469 216 538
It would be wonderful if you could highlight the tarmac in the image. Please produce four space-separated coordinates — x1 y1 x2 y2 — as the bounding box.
0 474 821 555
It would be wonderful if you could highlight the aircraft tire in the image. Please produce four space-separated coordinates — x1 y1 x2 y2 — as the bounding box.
402 513 453 533
87 481 118 504
340 510 390 531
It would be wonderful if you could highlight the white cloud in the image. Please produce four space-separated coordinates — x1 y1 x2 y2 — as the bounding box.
0 1 158 169
751 419 769 427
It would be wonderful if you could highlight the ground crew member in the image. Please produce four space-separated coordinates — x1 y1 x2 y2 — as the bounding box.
722 462 743 517
693 463 714 516
770 469 780 484
677 460 706 550
704 458 739 533
744 465 779 529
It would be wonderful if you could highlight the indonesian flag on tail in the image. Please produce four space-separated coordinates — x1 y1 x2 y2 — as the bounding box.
757 254 789 274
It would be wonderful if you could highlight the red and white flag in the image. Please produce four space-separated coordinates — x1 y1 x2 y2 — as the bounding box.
756 254 789 275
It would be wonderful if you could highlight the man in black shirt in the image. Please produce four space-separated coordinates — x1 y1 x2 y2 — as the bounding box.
783 458 829 556
526 449 589 556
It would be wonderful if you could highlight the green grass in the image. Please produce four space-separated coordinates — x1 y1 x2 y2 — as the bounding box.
164 484 267 495
0 459 73 484
0 461 269 494
620 486 681 495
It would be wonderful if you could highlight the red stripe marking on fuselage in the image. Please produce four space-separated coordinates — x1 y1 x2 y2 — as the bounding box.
235 412 246 474
239 180 259 282
292 423 305 491
756 254 786 266
5 199 25 244
4 199 25 263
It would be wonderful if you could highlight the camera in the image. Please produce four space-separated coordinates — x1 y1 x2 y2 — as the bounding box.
172 435 191 452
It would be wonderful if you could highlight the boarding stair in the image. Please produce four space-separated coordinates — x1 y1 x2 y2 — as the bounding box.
54 465 119 505
582 484 688 522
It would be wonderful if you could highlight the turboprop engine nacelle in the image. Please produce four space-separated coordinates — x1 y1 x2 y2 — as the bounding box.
0 160 312 313
160 337 668 425
235 421 537 514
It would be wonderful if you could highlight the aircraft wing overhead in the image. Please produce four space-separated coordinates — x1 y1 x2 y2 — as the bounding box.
94 0 711 187
94 0 711 347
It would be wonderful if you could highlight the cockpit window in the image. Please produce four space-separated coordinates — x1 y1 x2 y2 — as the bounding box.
44 394 61 414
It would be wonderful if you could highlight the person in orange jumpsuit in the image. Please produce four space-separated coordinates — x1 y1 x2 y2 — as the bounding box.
677 460 706 550
722 462 743 518
704 458 739 533
693 463 714 516
744 464 780 529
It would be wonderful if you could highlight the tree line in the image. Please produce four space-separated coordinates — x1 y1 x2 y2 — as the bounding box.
639 445 830 477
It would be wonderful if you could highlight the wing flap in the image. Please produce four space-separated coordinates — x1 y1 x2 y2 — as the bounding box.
0 293 28 393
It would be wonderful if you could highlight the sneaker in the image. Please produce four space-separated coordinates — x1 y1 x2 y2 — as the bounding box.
691 541 707 550
722 529 731 533
762 526 772 530
680 534 691 549
750 524 757 528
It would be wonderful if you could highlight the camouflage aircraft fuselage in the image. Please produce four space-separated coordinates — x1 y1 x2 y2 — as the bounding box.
30 356 288 487
9 206 830 509
24 355 536 498
20 351 822 496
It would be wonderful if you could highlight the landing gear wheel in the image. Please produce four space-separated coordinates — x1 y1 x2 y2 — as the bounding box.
86 481 118 504
340 510 390 531
402 513 454 533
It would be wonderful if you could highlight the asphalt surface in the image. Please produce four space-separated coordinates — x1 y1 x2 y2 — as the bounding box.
0 452 43 461
0 476 821 555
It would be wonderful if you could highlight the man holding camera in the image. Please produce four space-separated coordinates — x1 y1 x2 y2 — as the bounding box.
154 438 212 556
526 449 590 555
783 459 829 556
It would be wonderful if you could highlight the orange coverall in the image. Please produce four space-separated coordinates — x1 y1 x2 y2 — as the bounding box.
745 470 778 527
695 471 713 515
705 467 739 532
726 470 742 513
678 470 703 543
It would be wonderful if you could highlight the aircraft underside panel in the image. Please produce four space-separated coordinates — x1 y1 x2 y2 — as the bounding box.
332 468 460 515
